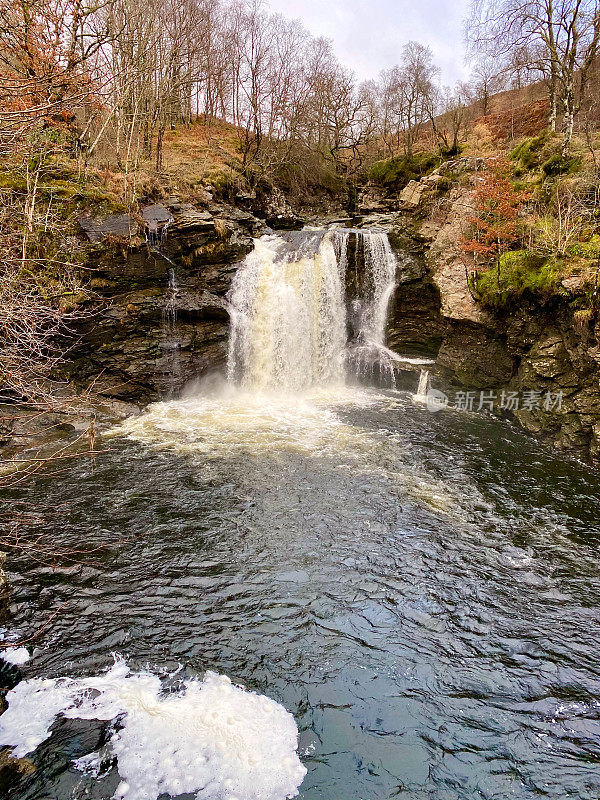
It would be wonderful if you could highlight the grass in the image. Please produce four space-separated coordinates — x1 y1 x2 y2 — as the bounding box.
157 117 245 199
568 234 600 259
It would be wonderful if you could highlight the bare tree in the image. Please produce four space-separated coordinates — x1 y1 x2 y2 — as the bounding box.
469 56 508 115
467 0 600 151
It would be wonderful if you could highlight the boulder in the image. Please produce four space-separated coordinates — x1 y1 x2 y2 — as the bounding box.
142 204 174 236
399 180 426 209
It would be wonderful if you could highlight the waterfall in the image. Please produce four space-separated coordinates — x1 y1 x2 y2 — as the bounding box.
335 230 398 388
227 228 398 392
227 232 346 392
161 268 181 391
414 369 431 401
163 268 178 326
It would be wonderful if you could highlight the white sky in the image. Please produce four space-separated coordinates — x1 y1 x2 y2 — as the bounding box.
266 0 472 86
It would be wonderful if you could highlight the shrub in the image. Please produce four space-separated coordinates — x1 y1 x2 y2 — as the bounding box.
568 234 600 259
510 131 550 170
541 154 582 177
460 158 530 265
574 308 594 328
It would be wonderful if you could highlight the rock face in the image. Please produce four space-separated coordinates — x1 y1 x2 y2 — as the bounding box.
235 185 304 229
382 159 600 465
386 226 446 356
70 201 261 401
69 170 600 465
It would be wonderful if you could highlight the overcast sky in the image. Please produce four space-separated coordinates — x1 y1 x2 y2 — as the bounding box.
267 0 472 86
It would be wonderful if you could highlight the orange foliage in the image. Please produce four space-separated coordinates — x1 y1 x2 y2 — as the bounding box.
0 0 94 115
460 158 530 266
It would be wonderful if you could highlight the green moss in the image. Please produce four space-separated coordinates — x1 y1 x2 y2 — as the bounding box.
368 152 439 190
568 235 600 259
510 131 550 170
473 250 565 308
541 153 582 177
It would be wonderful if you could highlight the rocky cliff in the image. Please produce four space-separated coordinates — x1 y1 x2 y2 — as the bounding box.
376 158 600 465
67 201 266 402
43 162 600 466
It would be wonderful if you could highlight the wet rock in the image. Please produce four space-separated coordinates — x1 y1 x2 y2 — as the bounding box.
263 188 304 230
236 185 303 229
79 213 138 242
383 165 600 464
214 205 265 236
65 200 260 401
0 552 6 598
436 323 514 388
142 204 174 236
0 750 36 795
170 207 214 236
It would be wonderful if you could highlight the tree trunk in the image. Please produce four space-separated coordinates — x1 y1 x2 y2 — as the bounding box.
156 124 165 172
562 81 575 155
549 84 558 132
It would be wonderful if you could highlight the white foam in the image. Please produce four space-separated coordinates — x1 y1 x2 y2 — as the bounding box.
111 386 381 459
0 659 306 800
1 646 30 665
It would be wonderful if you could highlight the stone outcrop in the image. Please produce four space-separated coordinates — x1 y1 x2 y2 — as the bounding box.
235 185 304 229
70 200 262 401
58 164 600 465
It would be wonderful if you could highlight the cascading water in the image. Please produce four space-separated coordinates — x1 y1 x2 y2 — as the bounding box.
414 369 431 402
340 230 398 387
161 268 181 391
227 232 347 392
163 268 178 326
227 228 398 392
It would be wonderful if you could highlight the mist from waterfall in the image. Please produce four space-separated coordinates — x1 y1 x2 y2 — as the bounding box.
227 228 397 392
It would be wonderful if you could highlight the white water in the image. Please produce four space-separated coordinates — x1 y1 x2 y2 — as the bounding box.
227 233 346 392
416 369 430 399
162 268 181 390
0 658 306 800
342 230 398 388
227 229 398 391
0 646 30 665
164 268 178 326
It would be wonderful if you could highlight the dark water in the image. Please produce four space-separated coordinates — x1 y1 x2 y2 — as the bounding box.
3 388 600 800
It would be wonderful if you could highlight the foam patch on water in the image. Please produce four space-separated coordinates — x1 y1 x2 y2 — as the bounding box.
0 659 306 800
1 646 30 665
